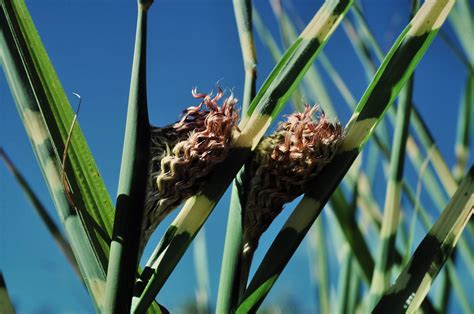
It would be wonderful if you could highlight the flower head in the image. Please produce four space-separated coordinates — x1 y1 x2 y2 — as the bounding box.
243 105 343 250
142 88 239 249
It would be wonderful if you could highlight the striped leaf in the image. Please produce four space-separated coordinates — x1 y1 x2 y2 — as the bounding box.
237 1 455 311
0 0 113 308
373 166 473 313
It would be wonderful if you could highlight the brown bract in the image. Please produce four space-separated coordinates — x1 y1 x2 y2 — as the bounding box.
243 105 343 251
141 89 239 250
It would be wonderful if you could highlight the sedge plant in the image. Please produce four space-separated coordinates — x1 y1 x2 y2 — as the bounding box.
1 0 472 313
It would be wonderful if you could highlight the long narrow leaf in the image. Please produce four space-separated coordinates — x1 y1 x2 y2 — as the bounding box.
373 166 473 313
0 0 113 308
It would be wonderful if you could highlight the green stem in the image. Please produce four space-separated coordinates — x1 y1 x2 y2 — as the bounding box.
104 1 152 312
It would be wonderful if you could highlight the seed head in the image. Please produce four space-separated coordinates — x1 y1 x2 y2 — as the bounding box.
243 105 343 250
142 88 239 249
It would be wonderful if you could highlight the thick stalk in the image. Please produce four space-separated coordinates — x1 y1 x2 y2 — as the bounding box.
104 1 152 312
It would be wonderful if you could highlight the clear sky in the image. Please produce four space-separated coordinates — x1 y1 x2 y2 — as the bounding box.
1 1 472 313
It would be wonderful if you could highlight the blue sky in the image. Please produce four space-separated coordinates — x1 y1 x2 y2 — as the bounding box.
1 1 472 313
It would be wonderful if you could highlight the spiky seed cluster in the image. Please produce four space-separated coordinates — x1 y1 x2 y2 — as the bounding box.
243 105 343 251
142 89 239 248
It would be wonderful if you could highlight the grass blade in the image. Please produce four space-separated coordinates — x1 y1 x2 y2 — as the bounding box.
403 176 474 313
373 166 474 313
253 5 380 284
132 1 354 312
240 0 352 128
237 1 455 311
0 272 15 314
104 1 153 312
0 148 81 278
348 1 474 241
